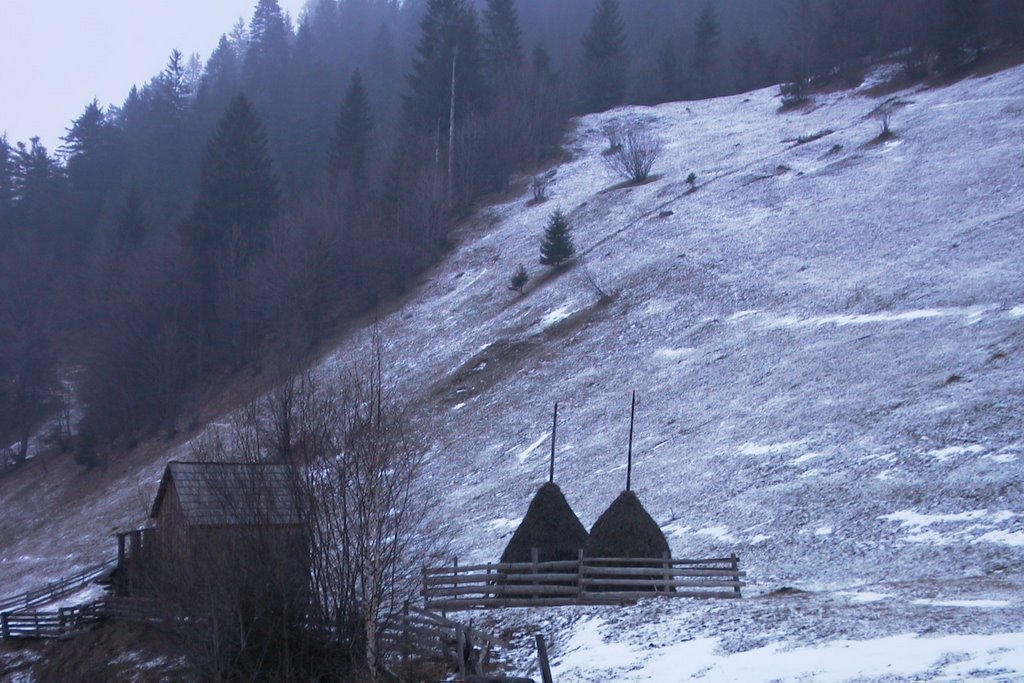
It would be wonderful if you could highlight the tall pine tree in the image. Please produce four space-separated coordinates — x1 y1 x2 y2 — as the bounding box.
405 0 487 134
0 135 14 241
180 94 280 274
329 69 375 200
61 100 125 255
581 0 628 113
114 186 148 255
482 0 524 83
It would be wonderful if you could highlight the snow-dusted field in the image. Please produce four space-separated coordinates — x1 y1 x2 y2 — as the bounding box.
4 63 1024 680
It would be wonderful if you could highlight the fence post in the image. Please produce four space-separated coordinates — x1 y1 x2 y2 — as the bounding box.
663 551 671 593
1 612 9 640
402 600 410 677
117 533 126 570
577 549 585 602
531 547 539 600
422 564 428 608
456 625 467 679
536 635 553 683
731 554 741 596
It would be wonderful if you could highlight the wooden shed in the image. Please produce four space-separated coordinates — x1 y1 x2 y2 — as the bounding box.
145 461 307 597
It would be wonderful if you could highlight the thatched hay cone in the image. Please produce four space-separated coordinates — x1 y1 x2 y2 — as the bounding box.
583 490 671 592
500 483 588 564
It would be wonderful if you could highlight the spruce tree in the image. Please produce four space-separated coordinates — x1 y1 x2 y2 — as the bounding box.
196 35 242 126
61 100 124 253
405 0 487 133
581 0 628 113
509 263 529 292
692 1 721 98
0 135 16 239
180 93 280 273
482 0 524 82
245 0 290 83
115 187 148 254
329 69 374 192
539 209 575 267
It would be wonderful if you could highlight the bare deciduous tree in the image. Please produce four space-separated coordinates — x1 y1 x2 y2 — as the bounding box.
603 126 663 183
156 345 434 681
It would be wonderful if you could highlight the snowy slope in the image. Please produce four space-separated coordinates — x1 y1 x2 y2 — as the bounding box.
339 64 1024 680
3 63 1024 680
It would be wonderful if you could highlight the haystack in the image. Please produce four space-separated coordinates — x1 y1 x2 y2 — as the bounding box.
583 490 671 592
500 483 589 564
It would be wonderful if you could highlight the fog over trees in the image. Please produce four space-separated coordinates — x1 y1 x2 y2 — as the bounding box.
0 0 1021 467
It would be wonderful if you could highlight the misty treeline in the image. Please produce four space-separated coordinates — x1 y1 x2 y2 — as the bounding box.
0 0 1021 467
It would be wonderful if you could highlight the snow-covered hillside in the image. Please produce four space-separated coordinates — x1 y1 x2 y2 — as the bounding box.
4 63 1024 680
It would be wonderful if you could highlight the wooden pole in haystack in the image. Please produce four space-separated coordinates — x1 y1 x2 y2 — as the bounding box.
626 391 636 492
549 402 558 484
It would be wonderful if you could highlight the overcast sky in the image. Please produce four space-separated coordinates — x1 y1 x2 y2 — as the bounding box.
1 0 309 151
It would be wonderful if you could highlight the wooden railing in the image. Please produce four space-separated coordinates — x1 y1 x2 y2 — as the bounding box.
0 558 116 614
423 555 744 611
0 596 171 641
380 603 512 678
1 601 106 640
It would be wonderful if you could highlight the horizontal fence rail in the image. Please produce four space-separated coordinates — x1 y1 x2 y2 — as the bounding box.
0 558 116 614
0 596 171 641
1 600 107 640
423 555 745 611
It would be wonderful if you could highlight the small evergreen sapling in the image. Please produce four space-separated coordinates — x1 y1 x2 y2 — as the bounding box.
686 172 697 189
509 264 529 292
539 209 575 267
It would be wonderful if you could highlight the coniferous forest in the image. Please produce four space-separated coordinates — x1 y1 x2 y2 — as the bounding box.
1 0 1021 467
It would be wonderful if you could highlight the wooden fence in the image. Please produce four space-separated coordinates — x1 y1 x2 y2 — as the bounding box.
380 603 512 678
0 558 116 614
1 601 106 640
423 554 744 611
0 596 168 641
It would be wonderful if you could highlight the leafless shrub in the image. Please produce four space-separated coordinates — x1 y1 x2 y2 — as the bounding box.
872 99 899 141
603 126 664 183
602 124 623 153
530 174 549 203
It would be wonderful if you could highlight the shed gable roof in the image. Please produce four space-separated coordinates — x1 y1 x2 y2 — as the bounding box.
151 461 302 526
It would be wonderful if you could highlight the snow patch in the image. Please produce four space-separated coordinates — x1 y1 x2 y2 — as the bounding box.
553 630 1024 683
486 517 522 533
912 599 1012 608
735 306 993 330
790 452 823 465
541 306 572 328
696 526 740 543
881 509 990 526
516 433 550 465
881 509 1020 545
653 347 697 362
929 444 984 462
838 591 892 604
738 440 806 456
983 452 1018 464
553 617 636 676
974 530 1024 547
1007 305 1024 318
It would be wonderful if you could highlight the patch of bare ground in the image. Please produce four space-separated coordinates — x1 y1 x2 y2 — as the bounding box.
29 621 186 683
